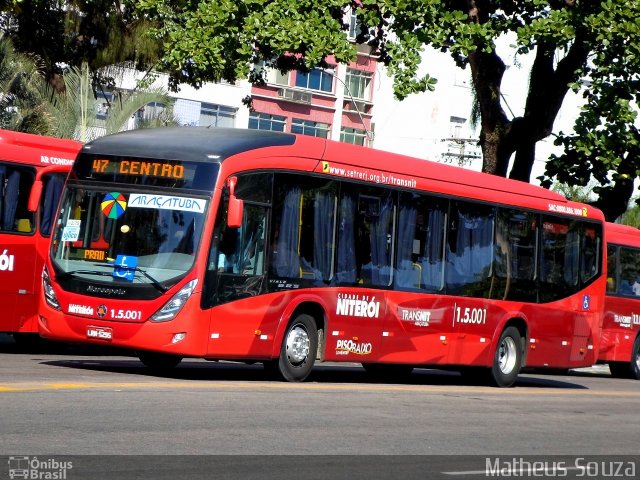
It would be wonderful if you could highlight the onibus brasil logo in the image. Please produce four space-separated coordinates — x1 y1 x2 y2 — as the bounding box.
8 456 73 479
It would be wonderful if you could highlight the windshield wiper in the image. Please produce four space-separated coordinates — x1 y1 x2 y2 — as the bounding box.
56 270 113 281
136 267 169 293
58 263 168 293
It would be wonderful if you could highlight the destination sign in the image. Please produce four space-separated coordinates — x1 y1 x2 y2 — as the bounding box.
91 158 185 180
74 154 219 190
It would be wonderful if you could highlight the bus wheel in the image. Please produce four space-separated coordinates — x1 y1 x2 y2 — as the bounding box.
137 351 183 372
610 336 640 380
266 313 317 382
632 336 640 380
362 363 413 382
489 326 522 387
12 333 43 351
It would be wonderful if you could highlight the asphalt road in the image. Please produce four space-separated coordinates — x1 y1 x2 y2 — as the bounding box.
0 334 638 479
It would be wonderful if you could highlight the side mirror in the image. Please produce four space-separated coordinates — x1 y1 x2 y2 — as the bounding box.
226 176 243 229
28 180 43 213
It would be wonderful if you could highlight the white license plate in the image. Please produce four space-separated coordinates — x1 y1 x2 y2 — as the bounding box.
86 326 113 341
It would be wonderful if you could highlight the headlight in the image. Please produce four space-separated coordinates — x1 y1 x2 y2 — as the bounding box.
150 279 198 322
42 266 61 310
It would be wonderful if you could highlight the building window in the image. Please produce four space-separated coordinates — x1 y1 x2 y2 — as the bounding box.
291 118 329 138
94 91 115 129
295 68 334 93
254 61 289 86
248 112 286 132
348 12 362 40
344 68 372 100
449 116 466 138
340 127 367 146
200 102 236 128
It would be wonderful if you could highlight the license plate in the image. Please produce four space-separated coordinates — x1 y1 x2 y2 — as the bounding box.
87 326 113 341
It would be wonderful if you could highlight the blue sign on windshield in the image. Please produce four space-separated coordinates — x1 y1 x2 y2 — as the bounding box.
112 255 138 282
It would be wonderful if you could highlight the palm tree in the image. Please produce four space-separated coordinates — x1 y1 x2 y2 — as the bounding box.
45 62 176 142
0 35 54 134
2 34 176 140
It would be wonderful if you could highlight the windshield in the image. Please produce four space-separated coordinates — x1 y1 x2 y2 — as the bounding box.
51 184 208 288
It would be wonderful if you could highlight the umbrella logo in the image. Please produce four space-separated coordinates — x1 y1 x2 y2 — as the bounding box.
101 192 127 219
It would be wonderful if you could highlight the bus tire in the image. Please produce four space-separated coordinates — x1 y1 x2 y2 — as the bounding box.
362 363 413 381
137 351 183 371
266 313 317 382
489 326 523 387
632 336 640 380
12 333 43 351
610 336 640 380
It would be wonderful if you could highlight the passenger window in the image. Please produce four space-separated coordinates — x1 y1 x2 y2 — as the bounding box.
580 224 601 284
606 245 618 294
0 164 35 234
539 216 580 302
492 209 537 302
335 184 395 287
446 201 495 297
619 246 640 297
395 192 446 292
269 174 338 285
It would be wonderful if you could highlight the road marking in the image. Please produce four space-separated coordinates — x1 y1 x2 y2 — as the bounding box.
0 381 639 396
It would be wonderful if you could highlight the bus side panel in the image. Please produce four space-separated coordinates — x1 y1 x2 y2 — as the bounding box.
377 293 452 365
600 296 639 362
0 242 37 332
206 292 287 359
321 288 383 362
205 289 383 362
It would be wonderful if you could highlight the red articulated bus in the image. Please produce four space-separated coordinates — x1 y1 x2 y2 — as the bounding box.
601 222 640 379
38 127 605 387
0 129 81 343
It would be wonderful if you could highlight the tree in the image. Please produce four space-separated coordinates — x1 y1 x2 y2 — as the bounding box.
44 62 176 142
540 2 640 221
1 35 175 140
0 34 54 134
135 1 640 220
0 0 163 106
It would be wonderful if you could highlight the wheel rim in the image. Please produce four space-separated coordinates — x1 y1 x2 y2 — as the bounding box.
286 324 310 365
498 336 518 374
634 346 640 372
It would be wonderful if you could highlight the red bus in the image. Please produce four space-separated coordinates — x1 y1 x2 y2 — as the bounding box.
38 127 605 386
601 222 640 379
0 129 81 343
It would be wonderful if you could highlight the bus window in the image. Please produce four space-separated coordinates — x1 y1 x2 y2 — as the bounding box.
606 245 618 294
0 164 35 233
39 174 66 236
619 246 640 296
395 192 446 291
581 224 601 284
335 184 395 287
446 201 495 297
539 217 580 302
492 209 537 302
270 174 337 284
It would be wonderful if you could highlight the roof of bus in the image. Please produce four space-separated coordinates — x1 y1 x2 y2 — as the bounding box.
606 222 640 249
0 129 82 168
81 126 297 161
81 126 600 219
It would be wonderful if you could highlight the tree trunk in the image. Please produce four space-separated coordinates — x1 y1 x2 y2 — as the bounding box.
467 50 511 177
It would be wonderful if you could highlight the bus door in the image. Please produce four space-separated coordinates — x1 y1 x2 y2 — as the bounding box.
204 174 271 358
0 163 37 332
